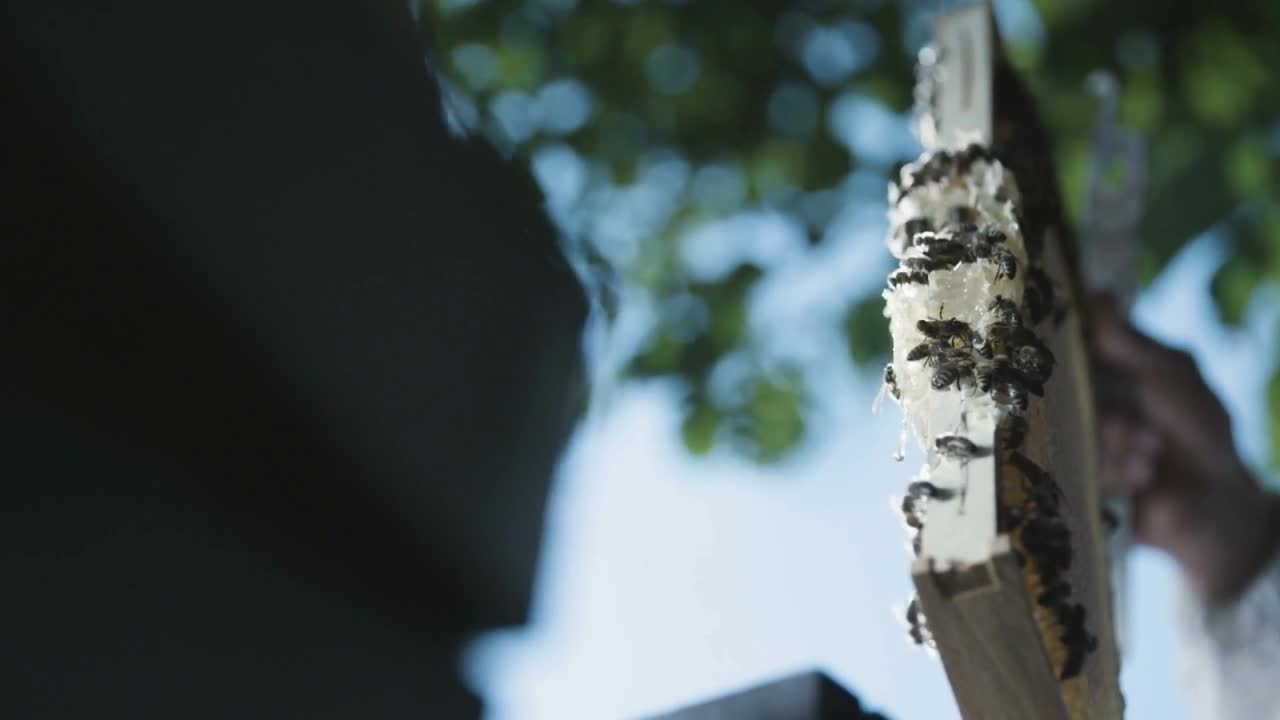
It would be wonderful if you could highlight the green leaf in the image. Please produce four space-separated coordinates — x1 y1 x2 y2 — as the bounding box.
844 292 891 366
1180 24 1267 127
1226 135 1272 198
494 41 547 91
631 333 684 377
1209 258 1261 327
681 399 722 456
1210 209 1279 326
730 371 807 463
1118 69 1163 131
1056 139 1090 226
690 263 763 348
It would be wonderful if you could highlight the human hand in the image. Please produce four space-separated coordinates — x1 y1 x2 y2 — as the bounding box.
1090 297 1280 605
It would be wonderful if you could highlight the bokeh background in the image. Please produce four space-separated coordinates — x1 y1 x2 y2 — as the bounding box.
418 0 1280 717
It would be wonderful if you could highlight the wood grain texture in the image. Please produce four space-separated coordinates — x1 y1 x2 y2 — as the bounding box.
913 538 1069 720
1039 236 1124 719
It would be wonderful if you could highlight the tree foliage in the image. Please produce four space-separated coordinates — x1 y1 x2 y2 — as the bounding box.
420 0 1280 467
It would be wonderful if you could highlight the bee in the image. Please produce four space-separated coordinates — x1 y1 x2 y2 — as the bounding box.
901 495 923 529
1056 602 1087 634
908 479 957 501
1036 556 1065 591
970 238 993 260
1060 639 1092 680
976 365 994 393
906 596 931 646
970 332 994 359
906 340 945 364
976 357 1014 393
1038 580 1072 609
947 205 979 230
993 247 1018 280
1021 516 1072 570
915 235 971 262
894 161 941 203
947 224 977 243
1012 365 1050 396
993 379 1029 411
1009 450 1048 483
911 532 922 556
1013 344 1053 385
999 503 1027 532
1024 285 1047 325
1007 381 1030 411
1028 266 1056 317
1064 616 1096 663
931 362 970 391
888 270 930 288
981 226 1007 245
1057 604 1095 680
1015 337 1055 369
904 256 953 273
957 143 993 171
988 296 1022 326
999 413 1028 452
931 352 978 385
897 217 935 250
917 315 973 345
882 363 901 401
924 151 954 182
898 153 951 195
1010 451 1062 514
1061 628 1092 662
935 433 987 460
943 344 977 365
984 320 1034 348
911 230 946 250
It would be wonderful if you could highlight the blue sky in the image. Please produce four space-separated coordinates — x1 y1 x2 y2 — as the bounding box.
463 227 1276 719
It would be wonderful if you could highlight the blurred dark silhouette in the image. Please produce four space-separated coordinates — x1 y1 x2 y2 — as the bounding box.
2 2 585 717
649 671 890 720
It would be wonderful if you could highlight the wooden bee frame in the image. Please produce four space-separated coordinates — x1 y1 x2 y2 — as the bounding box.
906 4 1123 718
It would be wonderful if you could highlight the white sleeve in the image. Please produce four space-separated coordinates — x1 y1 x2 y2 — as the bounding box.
1178 550 1280 720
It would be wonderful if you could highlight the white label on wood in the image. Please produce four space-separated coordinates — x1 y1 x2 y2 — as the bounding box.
932 4 993 150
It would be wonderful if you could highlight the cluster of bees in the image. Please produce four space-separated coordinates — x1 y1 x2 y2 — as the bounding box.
887 161 1057 408
891 143 1003 207
889 217 1018 287
905 595 933 649
1000 432 1098 680
887 148 1095 680
892 297 1094 677
902 293 1056 412
898 403 1095 680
